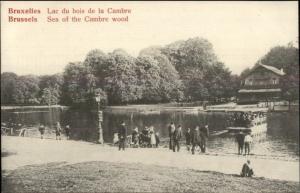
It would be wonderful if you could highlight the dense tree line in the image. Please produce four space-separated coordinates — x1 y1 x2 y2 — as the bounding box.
1 72 63 105
2 37 297 106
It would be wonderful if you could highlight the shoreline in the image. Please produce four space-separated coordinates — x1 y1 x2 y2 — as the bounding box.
2 136 299 182
1 105 69 110
2 102 297 113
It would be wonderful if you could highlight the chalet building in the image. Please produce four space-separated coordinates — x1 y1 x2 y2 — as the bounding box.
237 64 285 104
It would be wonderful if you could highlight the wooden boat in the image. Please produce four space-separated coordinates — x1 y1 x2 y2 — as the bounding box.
226 108 268 136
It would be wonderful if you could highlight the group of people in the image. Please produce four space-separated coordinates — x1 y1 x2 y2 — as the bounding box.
115 122 160 151
228 112 265 128
168 122 183 152
181 124 209 154
168 122 209 154
1 121 22 136
38 122 71 140
116 121 210 155
1 120 71 140
236 130 253 155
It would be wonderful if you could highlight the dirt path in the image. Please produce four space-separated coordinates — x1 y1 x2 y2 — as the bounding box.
2 136 299 182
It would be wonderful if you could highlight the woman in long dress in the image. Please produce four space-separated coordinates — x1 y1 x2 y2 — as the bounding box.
149 126 156 148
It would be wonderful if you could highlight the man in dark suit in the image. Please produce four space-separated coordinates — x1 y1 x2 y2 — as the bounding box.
236 130 245 155
173 125 182 152
168 122 175 150
118 121 127 151
200 125 209 153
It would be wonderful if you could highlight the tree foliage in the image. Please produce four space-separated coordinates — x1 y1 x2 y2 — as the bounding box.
2 37 251 106
103 49 141 104
161 37 235 101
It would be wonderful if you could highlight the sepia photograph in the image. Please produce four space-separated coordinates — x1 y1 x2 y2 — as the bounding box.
1 1 299 193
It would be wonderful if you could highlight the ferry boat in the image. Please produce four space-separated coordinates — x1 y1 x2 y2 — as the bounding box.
225 108 268 136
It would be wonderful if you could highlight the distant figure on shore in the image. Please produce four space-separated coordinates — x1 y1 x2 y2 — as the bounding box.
244 132 253 155
241 160 254 177
55 122 62 140
39 124 45 139
132 127 139 147
185 128 191 151
191 126 201 155
168 122 176 150
65 125 70 140
118 121 127 151
149 126 156 148
236 130 245 155
200 125 209 153
173 125 183 152
19 124 26 137
155 132 160 148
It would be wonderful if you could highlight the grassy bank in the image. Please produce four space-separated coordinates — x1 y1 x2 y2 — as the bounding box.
2 161 299 193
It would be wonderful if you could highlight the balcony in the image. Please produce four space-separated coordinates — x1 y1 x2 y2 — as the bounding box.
240 84 281 90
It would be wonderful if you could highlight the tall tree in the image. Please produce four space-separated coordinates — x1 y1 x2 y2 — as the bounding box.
61 62 97 106
16 75 40 104
139 47 184 102
83 49 108 87
1 72 18 104
103 49 141 104
39 74 63 105
161 37 233 102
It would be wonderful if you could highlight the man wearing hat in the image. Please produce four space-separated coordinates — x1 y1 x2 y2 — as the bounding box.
200 124 209 153
118 121 127 151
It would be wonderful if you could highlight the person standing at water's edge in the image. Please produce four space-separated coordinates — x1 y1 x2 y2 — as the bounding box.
118 121 127 151
65 125 70 140
55 122 62 140
200 125 209 153
168 122 176 150
191 126 201 155
244 132 253 155
236 130 245 155
39 124 45 139
155 132 160 148
173 125 182 152
185 128 191 151
132 127 139 147
150 126 156 148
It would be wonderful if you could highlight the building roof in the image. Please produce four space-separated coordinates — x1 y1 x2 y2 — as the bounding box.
238 88 281 93
259 64 285 76
245 63 285 77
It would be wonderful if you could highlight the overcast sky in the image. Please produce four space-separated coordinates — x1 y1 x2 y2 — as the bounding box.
1 1 298 75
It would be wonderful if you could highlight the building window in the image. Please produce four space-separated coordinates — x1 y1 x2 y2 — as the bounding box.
248 79 253 85
272 78 277 84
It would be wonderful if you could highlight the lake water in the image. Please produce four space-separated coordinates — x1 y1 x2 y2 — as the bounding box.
1 107 299 161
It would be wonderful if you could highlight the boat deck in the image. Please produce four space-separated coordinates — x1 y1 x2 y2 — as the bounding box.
227 123 267 136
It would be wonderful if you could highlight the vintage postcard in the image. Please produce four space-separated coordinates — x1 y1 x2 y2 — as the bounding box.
1 1 299 193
